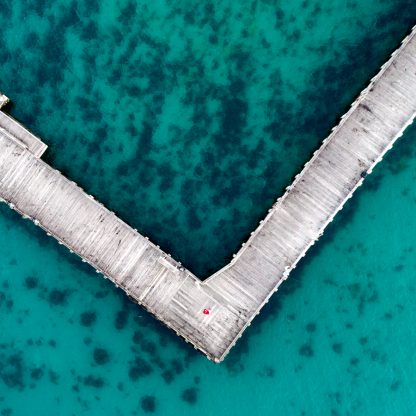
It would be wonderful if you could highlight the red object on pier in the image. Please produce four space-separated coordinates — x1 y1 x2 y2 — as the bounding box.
203 308 210 315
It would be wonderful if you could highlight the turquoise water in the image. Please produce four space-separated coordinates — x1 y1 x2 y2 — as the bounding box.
1 1 416 414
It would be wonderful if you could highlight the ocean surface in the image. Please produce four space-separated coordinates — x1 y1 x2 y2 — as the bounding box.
1 1 416 415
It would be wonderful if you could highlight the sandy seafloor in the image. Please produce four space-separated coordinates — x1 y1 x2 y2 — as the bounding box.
1 1 416 415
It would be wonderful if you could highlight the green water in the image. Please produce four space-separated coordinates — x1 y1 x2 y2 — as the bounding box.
1 1 416 414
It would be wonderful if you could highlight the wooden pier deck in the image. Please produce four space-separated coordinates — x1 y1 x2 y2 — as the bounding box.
1 27 416 362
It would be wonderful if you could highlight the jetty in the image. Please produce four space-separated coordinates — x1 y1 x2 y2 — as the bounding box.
1 27 416 362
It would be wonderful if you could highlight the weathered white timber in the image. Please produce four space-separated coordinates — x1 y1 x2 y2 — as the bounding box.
0 133 240 361
0 111 47 158
0 94 9 109
0 25 416 362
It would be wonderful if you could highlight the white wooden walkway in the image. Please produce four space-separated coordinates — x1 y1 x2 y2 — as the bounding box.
1 26 416 362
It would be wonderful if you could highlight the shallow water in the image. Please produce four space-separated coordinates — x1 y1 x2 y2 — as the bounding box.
1 1 416 415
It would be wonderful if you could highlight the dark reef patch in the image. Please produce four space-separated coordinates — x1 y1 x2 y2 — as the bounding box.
128 357 153 380
83 375 104 388
299 343 314 358
24 276 38 289
224 334 248 375
30 367 44 381
80 311 97 327
305 322 317 333
332 343 343 354
0 352 25 390
0 292 13 311
132 330 142 344
390 380 401 391
140 395 156 413
48 370 59 385
170 358 184 375
48 289 70 306
181 387 198 405
350 357 360 366
114 309 129 330
161 369 174 384
258 366 275 378
93 348 110 365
